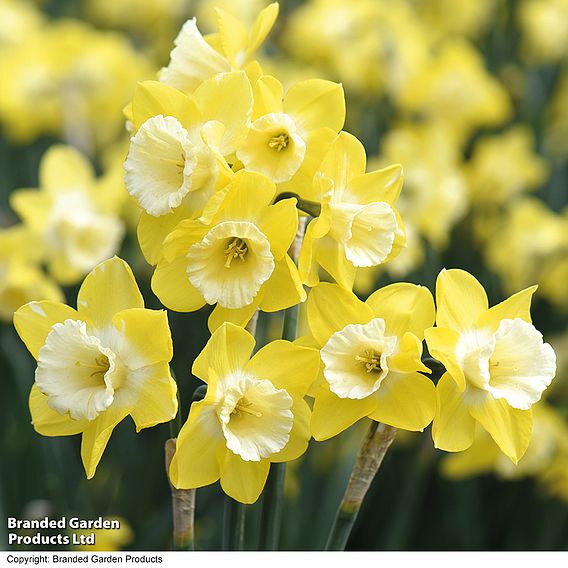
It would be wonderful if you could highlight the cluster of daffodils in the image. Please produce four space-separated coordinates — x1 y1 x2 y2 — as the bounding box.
6 0 562 521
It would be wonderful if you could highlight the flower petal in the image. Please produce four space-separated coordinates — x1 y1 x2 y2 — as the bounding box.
40 145 94 193
307 282 373 346
436 269 488 332
424 327 466 391
259 256 306 313
271 399 311 463
469 393 532 464
258 198 298 260
169 401 223 489
311 381 377 441
246 340 319 400
207 292 263 333
432 373 476 452
219 451 270 504
14 301 79 359
369 372 436 431
77 257 144 330
348 164 403 206
318 131 366 191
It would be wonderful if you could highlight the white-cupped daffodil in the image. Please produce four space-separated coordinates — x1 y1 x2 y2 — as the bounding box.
151 169 305 331
159 3 279 93
169 322 319 504
124 72 252 264
299 131 406 290
306 282 436 440
425 269 557 463
236 74 345 185
13 257 178 479
10 145 125 285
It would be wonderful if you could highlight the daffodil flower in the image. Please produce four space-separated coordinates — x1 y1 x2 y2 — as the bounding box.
425 269 556 463
159 3 279 93
13 257 178 479
124 73 252 264
151 170 305 331
10 146 125 285
169 322 319 504
306 282 436 440
236 74 345 184
299 132 406 290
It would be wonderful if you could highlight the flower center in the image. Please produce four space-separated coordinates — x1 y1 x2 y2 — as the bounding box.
231 396 263 418
268 133 290 152
224 237 248 268
75 354 111 380
355 349 382 374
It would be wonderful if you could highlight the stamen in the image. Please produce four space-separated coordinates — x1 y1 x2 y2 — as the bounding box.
355 349 382 373
268 133 290 152
74 355 110 378
232 397 262 418
224 238 248 268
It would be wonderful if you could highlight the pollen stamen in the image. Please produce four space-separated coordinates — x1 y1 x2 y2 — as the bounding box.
232 397 262 418
355 349 382 373
268 133 290 152
224 237 248 268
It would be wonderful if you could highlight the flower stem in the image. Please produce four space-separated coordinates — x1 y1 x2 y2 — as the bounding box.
326 421 398 551
165 439 195 551
223 496 246 550
259 462 286 550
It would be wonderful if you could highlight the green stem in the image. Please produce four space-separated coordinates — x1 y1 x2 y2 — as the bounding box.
326 422 397 551
223 496 246 550
274 192 321 218
259 462 287 550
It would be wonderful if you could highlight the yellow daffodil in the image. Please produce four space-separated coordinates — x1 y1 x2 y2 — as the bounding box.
13 257 178 479
11 145 125 285
0 225 63 321
125 73 252 264
299 131 406 290
307 282 437 440
425 269 557 463
0 0 44 47
151 170 305 331
170 322 319 504
159 3 278 93
236 74 345 184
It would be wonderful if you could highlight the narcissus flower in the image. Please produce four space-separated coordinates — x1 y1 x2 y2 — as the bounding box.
11 146 124 285
169 322 319 504
159 3 279 92
236 74 345 184
125 73 251 264
13 257 177 479
425 269 556 463
151 170 305 331
299 132 406 290
307 282 436 440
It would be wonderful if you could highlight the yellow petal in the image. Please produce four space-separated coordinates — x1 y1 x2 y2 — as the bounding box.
192 322 255 384
14 301 79 359
194 72 252 156
369 372 436 431
307 283 373 345
151 254 207 313
258 198 298 260
436 269 488 332
132 81 200 131
477 285 537 334
207 292 263 332
297 219 321 287
319 131 366 190
169 401 223 489
252 75 283 119
424 327 466 390
311 381 377 441
246 340 319 400
316 236 356 290
389 332 430 374
347 164 403 206
219 451 270 504
259 256 306 313
112 309 173 369
77 257 144 330
468 394 532 464
432 373 476 452
284 79 345 133
248 2 279 55
81 405 130 479
216 8 248 66
29 385 88 436
366 283 435 340
271 399 311 463
39 145 94 193
10 190 50 230
129 362 178 432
